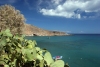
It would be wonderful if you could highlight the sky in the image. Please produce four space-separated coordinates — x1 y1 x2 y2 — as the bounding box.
0 0 100 34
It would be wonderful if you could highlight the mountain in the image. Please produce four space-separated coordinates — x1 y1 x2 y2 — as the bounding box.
23 24 68 36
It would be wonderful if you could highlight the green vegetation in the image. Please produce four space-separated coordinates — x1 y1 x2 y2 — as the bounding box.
0 29 70 67
0 4 25 35
0 4 70 67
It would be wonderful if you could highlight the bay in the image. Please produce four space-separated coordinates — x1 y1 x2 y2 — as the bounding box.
25 34 100 67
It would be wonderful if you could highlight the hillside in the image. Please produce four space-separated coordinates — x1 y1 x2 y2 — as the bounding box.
23 24 68 36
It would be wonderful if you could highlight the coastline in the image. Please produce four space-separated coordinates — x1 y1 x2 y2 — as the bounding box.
25 33 71 36
23 24 70 36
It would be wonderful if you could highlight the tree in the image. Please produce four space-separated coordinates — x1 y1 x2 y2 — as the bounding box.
0 4 26 35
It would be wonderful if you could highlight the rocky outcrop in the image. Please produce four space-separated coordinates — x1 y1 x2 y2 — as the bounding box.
23 24 69 36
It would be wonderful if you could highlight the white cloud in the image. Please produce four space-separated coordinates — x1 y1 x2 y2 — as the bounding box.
39 0 100 19
51 0 62 5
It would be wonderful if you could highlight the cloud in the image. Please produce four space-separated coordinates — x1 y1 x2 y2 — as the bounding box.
39 0 100 19
51 0 62 5
0 0 17 4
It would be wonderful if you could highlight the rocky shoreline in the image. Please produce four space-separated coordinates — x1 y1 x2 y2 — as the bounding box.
23 24 69 36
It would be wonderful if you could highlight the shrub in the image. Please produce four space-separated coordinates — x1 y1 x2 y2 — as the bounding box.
0 4 25 35
0 29 70 67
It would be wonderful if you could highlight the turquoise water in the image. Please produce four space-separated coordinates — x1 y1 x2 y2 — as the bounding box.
25 34 100 67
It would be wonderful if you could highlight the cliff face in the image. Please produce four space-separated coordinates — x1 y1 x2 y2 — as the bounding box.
23 24 68 36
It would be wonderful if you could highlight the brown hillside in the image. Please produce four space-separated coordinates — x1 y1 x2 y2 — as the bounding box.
23 24 68 36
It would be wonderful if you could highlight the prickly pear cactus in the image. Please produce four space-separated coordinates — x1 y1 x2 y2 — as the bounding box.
37 53 44 61
24 48 37 61
0 29 12 46
0 29 70 67
39 60 44 67
0 55 6 65
50 60 64 67
0 29 12 37
4 65 9 67
44 51 54 66
36 47 41 51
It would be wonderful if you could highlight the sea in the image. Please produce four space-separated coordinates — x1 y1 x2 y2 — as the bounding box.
25 34 100 67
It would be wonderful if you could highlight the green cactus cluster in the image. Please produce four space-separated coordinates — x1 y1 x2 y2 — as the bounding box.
0 29 70 67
